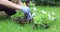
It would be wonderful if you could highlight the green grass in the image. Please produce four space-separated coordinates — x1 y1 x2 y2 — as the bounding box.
0 6 60 32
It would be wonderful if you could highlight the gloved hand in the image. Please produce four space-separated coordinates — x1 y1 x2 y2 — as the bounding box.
20 6 33 19
20 6 30 13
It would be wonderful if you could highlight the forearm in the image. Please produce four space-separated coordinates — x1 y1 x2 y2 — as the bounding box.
0 0 22 10
17 0 23 6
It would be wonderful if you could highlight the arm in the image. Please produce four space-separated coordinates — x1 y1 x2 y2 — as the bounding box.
10 0 23 6
17 0 23 6
0 0 22 10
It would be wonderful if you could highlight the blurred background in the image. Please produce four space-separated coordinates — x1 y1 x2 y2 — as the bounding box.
21 0 60 6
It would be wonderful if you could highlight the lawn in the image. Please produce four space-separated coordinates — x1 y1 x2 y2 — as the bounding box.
0 6 60 32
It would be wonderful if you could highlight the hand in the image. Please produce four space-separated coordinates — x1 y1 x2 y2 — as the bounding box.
20 6 33 19
20 6 30 13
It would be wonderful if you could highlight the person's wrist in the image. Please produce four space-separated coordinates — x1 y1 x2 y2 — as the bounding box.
19 6 23 10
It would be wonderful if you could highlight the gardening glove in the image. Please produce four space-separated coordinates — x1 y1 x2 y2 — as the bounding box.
20 6 33 19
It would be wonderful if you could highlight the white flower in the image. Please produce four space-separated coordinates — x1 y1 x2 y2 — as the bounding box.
41 10 47 14
52 11 55 15
51 17 57 21
33 7 37 11
52 17 55 20
48 13 51 18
